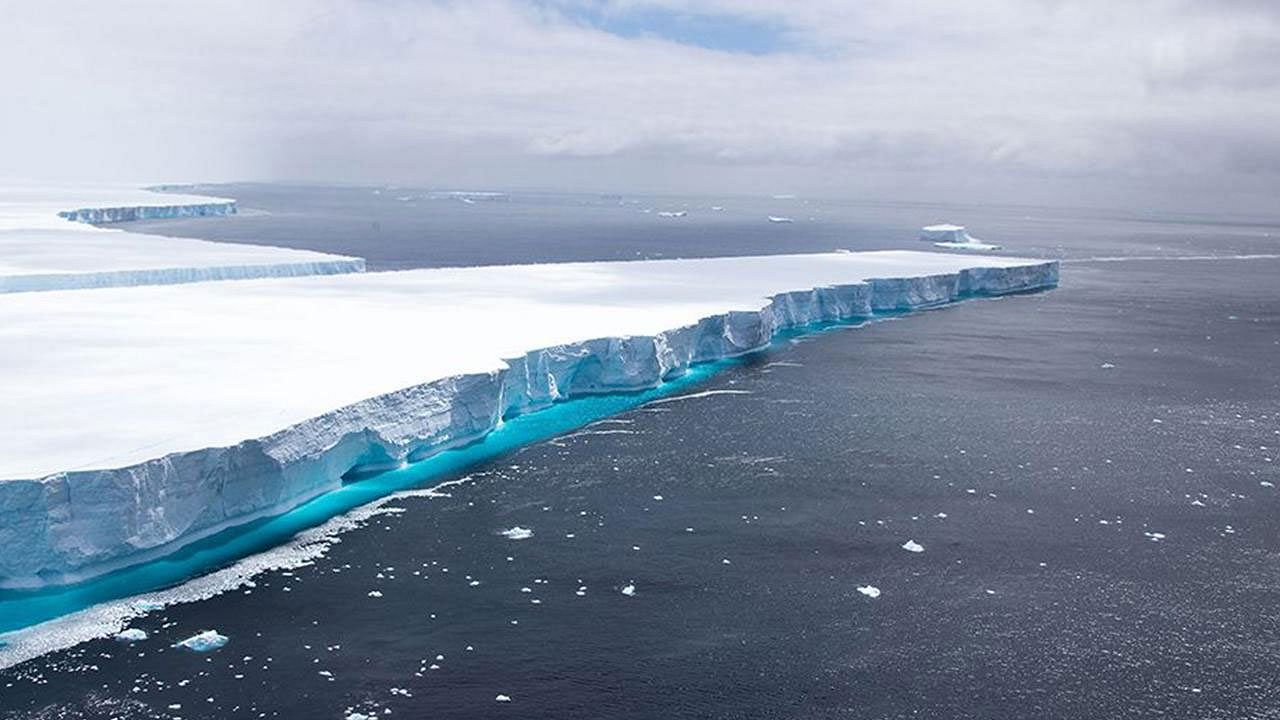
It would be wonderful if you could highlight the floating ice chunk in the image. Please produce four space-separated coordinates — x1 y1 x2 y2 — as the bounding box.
657 211 687 218
174 630 228 652
766 216 794 223
1261 481 1274 488
368 590 383 598
501 527 534 540
621 583 636 597
856 585 881 598
653 495 664 501
114 628 148 642
901 540 925 553
495 694 512 702
920 224 1002 251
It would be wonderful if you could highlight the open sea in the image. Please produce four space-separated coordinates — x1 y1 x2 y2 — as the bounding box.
2 185 1279 719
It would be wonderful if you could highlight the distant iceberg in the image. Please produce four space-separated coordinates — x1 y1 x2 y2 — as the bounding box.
920 224 1002 251
767 216 794 223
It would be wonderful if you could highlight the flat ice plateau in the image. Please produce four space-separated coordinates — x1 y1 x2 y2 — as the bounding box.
0 248 1056 587
0 185 364 292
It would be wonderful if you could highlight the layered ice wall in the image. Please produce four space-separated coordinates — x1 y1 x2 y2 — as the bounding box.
0 185 365 292
0 251 1057 587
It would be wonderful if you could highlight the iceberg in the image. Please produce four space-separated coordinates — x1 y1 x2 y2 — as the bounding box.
0 184 365 293
173 629 228 652
920 224 1002 251
0 249 1056 588
113 628 148 642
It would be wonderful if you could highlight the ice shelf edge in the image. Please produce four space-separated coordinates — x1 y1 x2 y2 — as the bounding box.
0 260 1058 588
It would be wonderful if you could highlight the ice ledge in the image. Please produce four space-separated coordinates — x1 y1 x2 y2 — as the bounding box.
0 255 1058 587
56 200 238 224
0 185 366 293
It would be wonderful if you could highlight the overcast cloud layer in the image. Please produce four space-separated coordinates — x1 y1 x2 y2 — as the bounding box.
3 0 1278 212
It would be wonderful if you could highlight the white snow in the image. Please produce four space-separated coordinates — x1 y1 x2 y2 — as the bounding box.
856 585 881 598
621 583 636 596
173 630 228 652
901 540 925 553
0 184 364 292
0 249 1055 587
500 527 534 541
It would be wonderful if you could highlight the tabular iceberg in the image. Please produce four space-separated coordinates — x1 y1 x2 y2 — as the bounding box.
0 184 365 293
0 250 1057 588
920 224 1002 251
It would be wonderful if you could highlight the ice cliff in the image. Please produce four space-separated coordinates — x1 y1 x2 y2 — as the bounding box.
0 257 1057 588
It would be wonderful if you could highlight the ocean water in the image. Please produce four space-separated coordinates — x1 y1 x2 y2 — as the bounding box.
2 186 1279 719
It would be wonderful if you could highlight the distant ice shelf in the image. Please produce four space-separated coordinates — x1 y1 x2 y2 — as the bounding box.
0 184 365 292
0 250 1057 588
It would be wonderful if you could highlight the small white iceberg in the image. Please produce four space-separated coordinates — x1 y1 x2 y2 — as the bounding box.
114 628 148 642
920 224 1001 251
657 211 687 218
621 583 636 597
766 216 794 224
901 540 925 553
495 694 512 702
857 585 881 599
173 630 228 652
500 526 534 540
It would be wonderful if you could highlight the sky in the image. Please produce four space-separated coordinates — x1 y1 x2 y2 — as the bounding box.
2 0 1279 213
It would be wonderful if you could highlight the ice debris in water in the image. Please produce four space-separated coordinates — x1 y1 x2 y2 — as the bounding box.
621 583 636 597
501 527 534 540
495 694 512 702
114 628 148 642
173 630 228 652
901 540 925 553
857 585 881 599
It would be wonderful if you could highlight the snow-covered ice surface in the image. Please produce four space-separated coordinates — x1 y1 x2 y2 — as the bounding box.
0 249 1056 587
0 184 365 292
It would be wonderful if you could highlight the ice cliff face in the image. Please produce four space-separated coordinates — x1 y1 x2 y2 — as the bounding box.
0 260 1056 588
0 259 368 294
57 200 238 224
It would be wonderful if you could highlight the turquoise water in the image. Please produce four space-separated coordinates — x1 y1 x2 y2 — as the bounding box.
0 356 746 635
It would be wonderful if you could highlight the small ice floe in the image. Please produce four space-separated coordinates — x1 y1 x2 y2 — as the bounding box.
501 526 534 540
901 540 925 553
114 628 148 643
722 558 732 565
710 206 725 211
856 585 881 599
495 694 512 702
368 590 384 598
1261 481 1275 488
766 216 794 223
653 494 664 501
1144 532 1167 542
621 583 636 597
173 630 228 652
657 211 687 218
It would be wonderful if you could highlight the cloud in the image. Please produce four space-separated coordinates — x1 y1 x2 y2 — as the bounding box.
1 0 1277 211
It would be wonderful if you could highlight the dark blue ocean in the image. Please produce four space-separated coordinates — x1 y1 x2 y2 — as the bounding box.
2 185 1279 719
